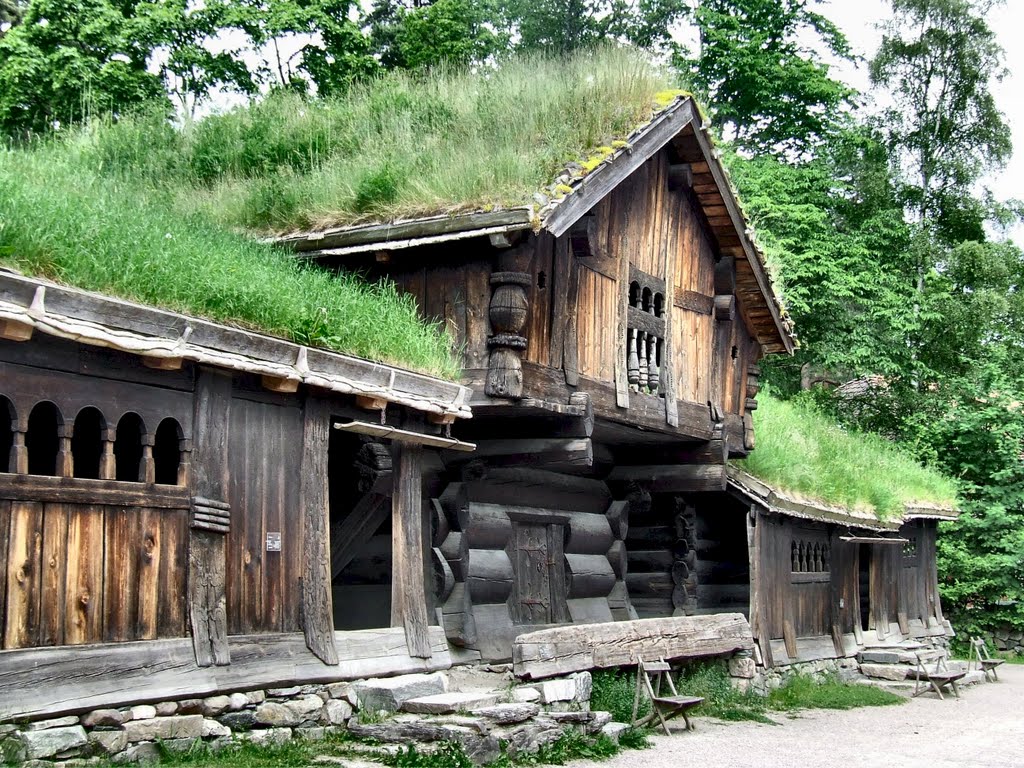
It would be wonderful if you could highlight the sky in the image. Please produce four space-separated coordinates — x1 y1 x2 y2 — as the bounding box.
824 0 1024 244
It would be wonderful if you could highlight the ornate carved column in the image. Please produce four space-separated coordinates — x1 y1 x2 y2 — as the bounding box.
485 240 533 399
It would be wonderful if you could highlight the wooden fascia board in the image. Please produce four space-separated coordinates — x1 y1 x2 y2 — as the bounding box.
687 129 794 354
543 99 697 239
0 272 472 420
275 209 534 253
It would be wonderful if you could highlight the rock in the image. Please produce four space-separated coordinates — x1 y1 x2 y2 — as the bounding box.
348 720 477 744
128 706 156 721
497 720 563 757
160 738 199 754
470 703 540 725
246 728 293 747
267 686 301 698
312 757 379 768
352 673 448 712
228 693 249 711
219 711 257 732
154 702 178 717
88 730 129 756
728 657 756 679
26 716 79 731
123 715 204 742
17 726 88 759
731 677 752 694
323 700 352 725
326 683 352 701
245 690 266 706
255 702 301 727
600 722 630 743
962 670 987 686
295 727 326 741
858 651 902 665
176 699 203 715
587 711 613 734
201 696 232 717
82 709 127 728
401 692 501 715
533 679 576 704
201 719 231 738
113 742 160 764
859 663 908 681
512 687 541 703
284 695 324 721
572 671 593 703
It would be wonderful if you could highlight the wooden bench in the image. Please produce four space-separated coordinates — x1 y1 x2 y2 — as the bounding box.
631 657 704 735
912 649 966 700
971 636 1006 682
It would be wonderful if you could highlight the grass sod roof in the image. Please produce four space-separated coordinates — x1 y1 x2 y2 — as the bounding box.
735 395 958 522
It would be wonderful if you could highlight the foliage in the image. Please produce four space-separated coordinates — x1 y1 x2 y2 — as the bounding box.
0 0 166 136
369 0 505 71
517 730 621 766
385 742 473 768
0 143 459 377
681 0 854 154
591 668 648 723
736 394 958 518
675 659 772 723
71 47 675 231
765 672 905 710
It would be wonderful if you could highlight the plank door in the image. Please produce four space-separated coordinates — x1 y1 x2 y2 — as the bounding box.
510 520 568 625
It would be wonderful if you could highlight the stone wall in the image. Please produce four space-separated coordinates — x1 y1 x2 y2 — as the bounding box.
983 627 1023 656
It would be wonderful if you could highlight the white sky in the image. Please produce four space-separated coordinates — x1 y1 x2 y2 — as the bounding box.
823 0 1024 243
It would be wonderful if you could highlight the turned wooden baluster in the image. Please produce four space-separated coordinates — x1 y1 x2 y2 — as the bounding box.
638 331 649 390
627 328 640 391
791 541 799 572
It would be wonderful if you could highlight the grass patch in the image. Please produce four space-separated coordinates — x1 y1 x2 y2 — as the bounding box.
0 147 459 378
676 660 774 723
591 668 648 723
736 394 958 519
66 47 676 233
766 673 904 711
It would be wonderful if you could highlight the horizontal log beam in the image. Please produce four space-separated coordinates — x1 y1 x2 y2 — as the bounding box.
607 464 726 492
512 614 754 679
445 438 593 468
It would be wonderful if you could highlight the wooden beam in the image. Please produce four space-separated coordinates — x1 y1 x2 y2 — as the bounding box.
0 318 33 342
607 464 727 493
300 397 338 665
391 443 432 659
445 437 593 468
356 394 389 412
187 369 232 667
331 492 390 579
512 613 754 679
667 163 692 190
261 374 299 394
142 356 183 371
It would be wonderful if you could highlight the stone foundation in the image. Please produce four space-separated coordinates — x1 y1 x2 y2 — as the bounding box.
983 627 1023 656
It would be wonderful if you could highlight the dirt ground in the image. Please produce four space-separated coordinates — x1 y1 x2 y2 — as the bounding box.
572 664 1024 768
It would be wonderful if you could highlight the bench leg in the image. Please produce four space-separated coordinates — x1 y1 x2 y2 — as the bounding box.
682 711 694 731
931 680 945 701
951 680 961 699
654 705 672 737
990 666 999 682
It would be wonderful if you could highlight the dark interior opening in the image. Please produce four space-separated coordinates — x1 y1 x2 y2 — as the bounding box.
537 271 546 290
859 544 871 631
26 401 61 477
72 407 105 480
153 418 182 485
114 412 145 482
0 396 13 474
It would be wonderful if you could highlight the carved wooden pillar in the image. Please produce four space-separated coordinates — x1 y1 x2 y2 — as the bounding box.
99 427 116 480
743 363 761 451
140 433 156 484
485 271 531 399
56 423 72 478
11 423 27 475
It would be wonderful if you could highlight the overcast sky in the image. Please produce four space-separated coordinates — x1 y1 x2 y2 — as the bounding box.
824 0 1023 243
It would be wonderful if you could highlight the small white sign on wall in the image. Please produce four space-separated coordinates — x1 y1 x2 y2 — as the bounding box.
266 532 282 552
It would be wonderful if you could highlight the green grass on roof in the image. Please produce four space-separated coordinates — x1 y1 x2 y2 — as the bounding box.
736 394 958 519
0 147 460 378
73 47 677 233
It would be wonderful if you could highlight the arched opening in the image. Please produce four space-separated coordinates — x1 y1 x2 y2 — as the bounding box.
654 292 665 318
641 286 653 313
153 418 182 485
26 401 62 477
72 407 106 480
629 281 641 307
0 396 14 474
114 412 145 482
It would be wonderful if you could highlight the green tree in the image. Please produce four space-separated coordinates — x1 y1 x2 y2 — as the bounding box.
0 0 24 37
371 0 503 71
0 0 165 136
683 0 854 154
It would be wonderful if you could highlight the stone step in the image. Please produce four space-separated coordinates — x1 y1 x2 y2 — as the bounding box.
352 673 448 713
401 692 502 715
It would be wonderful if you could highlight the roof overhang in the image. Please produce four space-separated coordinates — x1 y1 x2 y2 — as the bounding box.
0 271 472 420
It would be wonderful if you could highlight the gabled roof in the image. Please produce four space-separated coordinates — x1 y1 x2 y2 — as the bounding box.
0 271 472 419
277 96 795 355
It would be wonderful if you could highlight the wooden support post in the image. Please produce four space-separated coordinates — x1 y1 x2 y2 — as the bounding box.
99 430 116 481
140 435 156 484
391 442 432 659
188 368 231 667
300 397 339 665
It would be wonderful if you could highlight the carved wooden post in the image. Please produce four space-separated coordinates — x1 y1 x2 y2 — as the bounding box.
188 367 232 667
99 427 116 480
391 442 432 658
485 271 530 399
140 434 156 484
56 422 72 478
301 396 339 665
11 421 27 475
743 362 761 451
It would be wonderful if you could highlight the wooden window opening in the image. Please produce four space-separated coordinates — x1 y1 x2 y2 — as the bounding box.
114 412 146 482
26 401 63 477
71 407 106 480
153 417 183 485
0 396 13 473
626 274 667 398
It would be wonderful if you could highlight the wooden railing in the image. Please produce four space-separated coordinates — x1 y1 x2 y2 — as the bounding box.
626 273 666 397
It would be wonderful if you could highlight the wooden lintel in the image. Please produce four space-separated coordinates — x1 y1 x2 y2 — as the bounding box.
261 374 300 394
0 318 33 342
427 412 457 426
355 394 389 412
375 250 392 263
445 437 593 468
607 463 726 493
489 232 514 249
142 355 183 371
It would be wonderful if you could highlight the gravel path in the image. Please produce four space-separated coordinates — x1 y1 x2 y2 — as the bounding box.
572 664 1024 768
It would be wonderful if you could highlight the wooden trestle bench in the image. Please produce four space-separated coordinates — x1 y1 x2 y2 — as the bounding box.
632 657 704 735
912 649 966 700
970 637 1006 682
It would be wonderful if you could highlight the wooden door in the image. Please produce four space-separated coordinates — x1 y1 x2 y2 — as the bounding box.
509 518 568 625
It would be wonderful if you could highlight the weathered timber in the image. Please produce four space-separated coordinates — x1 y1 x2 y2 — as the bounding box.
187 369 231 667
564 513 614 555
605 500 629 540
391 443 431 659
0 627 452 721
331 492 390 579
0 475 190 508
445 438 593 468
466 549 515 604
300 396 338 665
512 613 754 679
607 464 726 493
564 554 616 599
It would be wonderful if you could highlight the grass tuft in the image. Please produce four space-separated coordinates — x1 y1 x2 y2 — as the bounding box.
766 673 904 711
591 669 648 723
736 394 958 518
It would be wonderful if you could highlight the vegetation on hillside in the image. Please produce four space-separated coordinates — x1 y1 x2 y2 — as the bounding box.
736 394 958 519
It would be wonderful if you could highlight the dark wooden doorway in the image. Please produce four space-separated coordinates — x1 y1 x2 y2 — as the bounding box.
858 544 871 631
